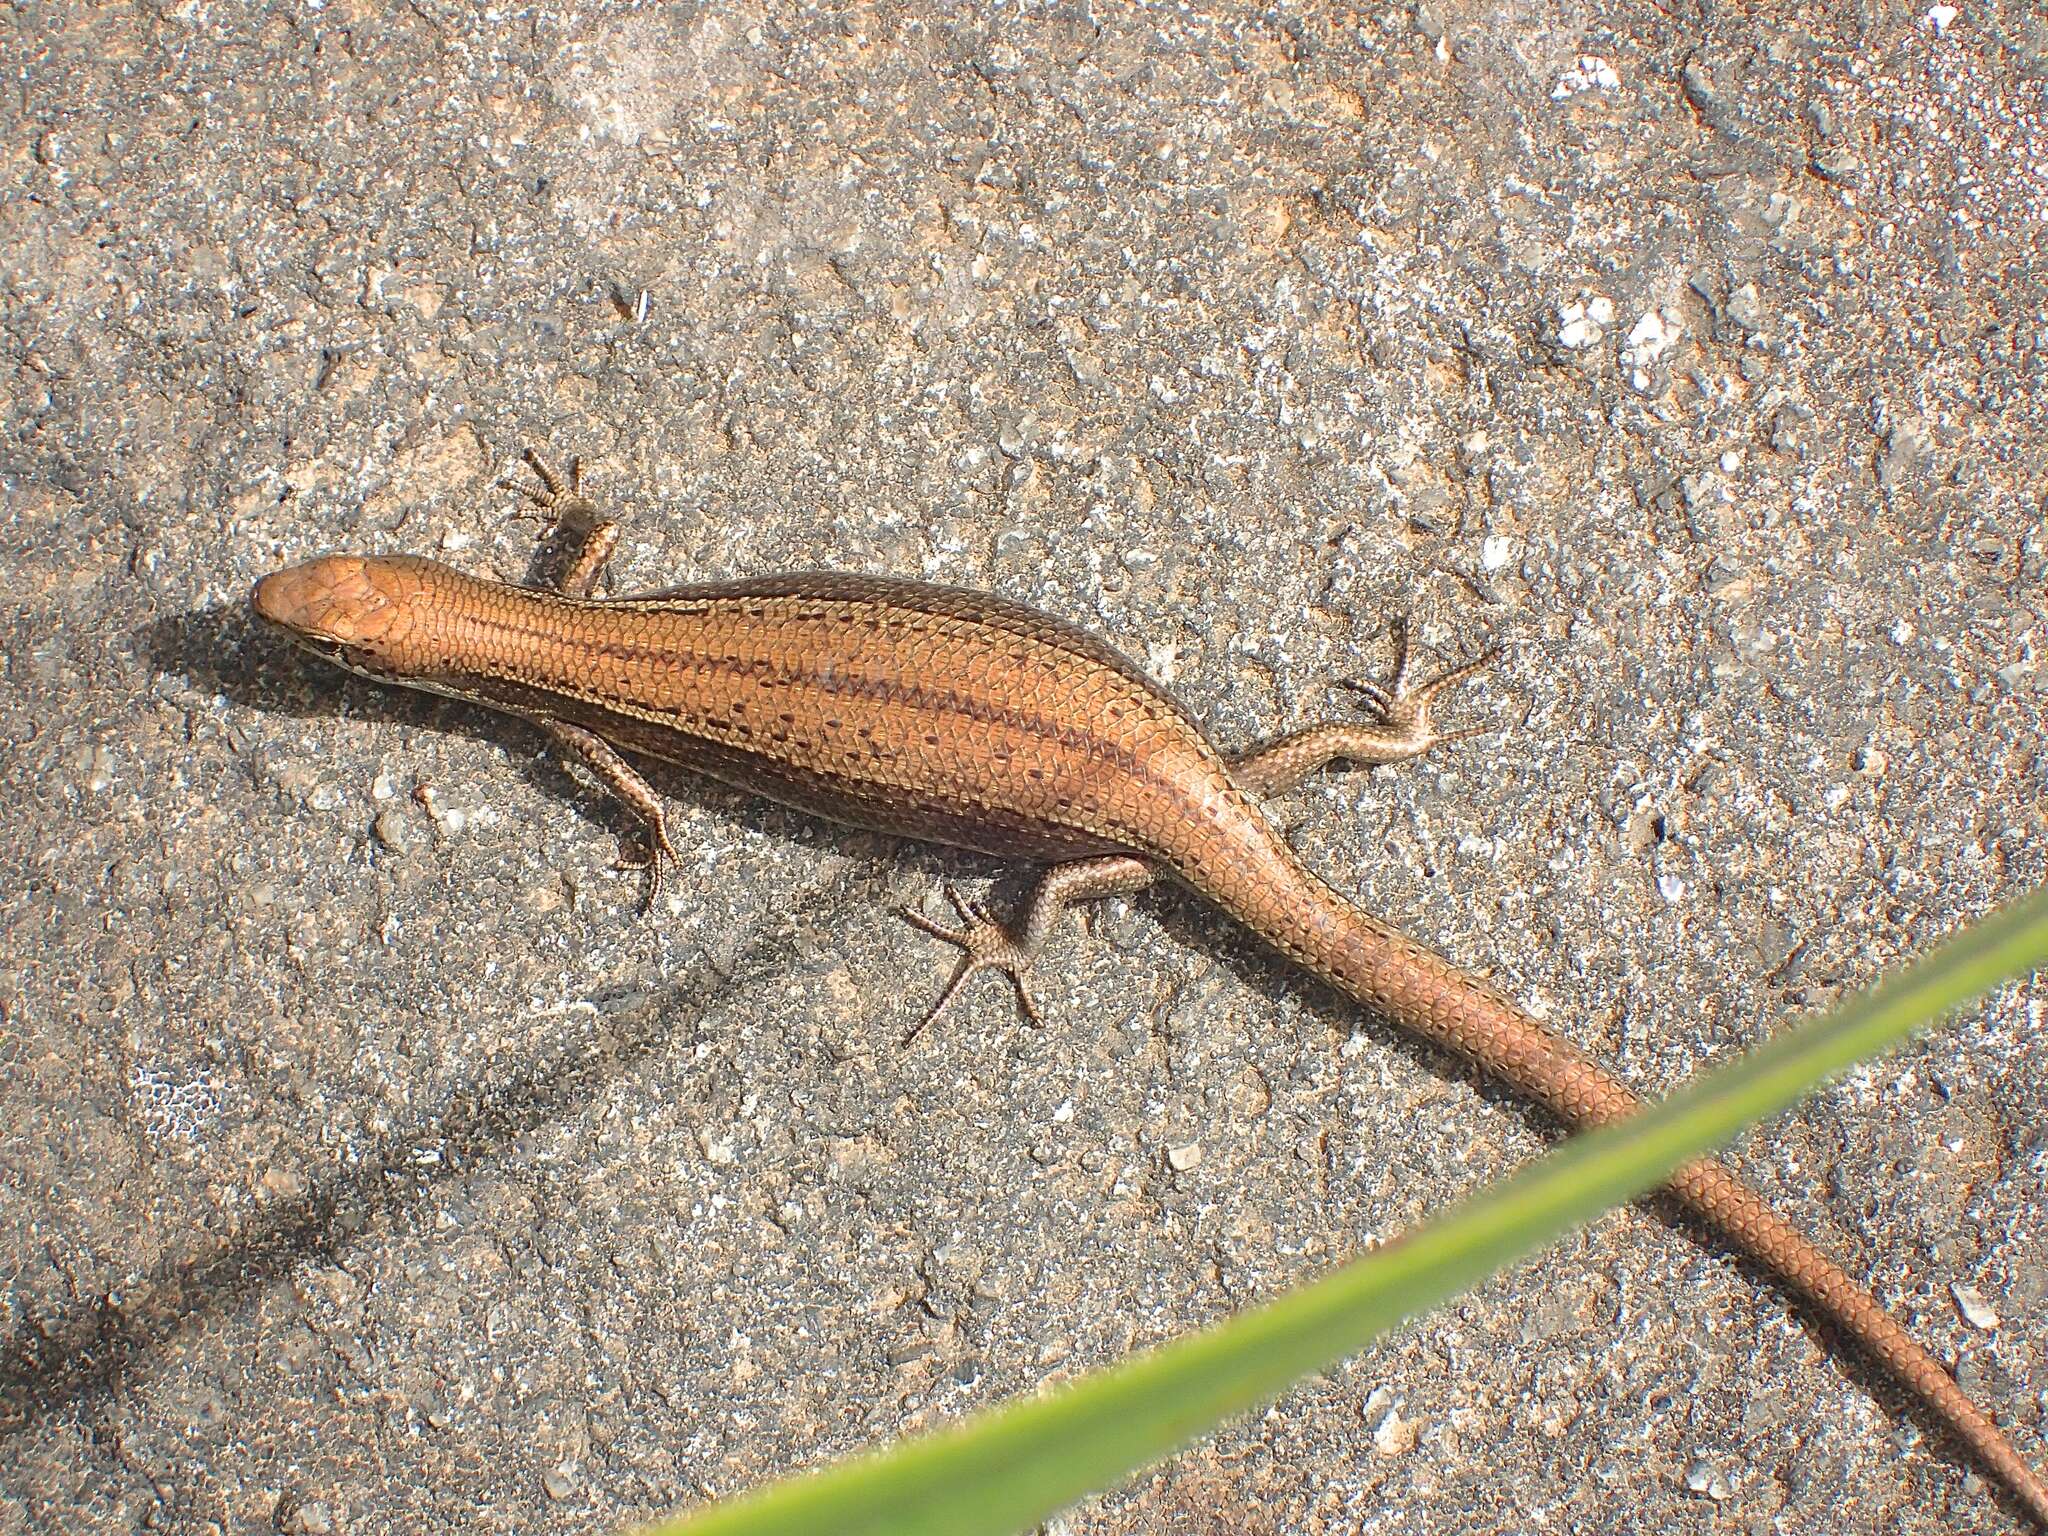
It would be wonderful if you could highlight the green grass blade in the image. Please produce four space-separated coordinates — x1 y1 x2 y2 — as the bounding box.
643 886 2048 1536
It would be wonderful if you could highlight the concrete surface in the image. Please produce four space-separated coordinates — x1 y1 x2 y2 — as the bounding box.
3 3 2045 1533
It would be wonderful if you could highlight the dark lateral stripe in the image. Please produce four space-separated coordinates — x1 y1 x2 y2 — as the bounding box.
491 646 1150 777
449 659 1216 857
548 578 1205 734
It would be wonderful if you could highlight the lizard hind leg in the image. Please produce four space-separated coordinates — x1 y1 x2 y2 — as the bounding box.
897 854 1157 1045
1231 616 1504 796
898 884 1045 1045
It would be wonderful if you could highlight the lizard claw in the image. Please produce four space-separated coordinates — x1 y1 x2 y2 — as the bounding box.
898 882 1042 1044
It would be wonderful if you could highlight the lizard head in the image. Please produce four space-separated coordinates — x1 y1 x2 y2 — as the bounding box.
252 554 452 686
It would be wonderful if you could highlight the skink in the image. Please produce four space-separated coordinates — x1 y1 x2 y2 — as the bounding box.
251 452 2048 1526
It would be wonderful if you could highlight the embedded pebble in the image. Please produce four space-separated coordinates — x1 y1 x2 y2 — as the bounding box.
1951 1282 1999 1332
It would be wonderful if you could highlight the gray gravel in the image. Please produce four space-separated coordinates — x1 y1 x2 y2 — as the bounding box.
3 4 2046 1534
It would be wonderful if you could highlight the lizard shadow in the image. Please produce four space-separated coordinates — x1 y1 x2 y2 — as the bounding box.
20 601 1202 1437
2 607 927 1440
57 607 2009 1520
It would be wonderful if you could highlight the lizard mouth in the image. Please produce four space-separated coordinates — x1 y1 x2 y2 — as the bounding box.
251 613 407 689
293 635 400 684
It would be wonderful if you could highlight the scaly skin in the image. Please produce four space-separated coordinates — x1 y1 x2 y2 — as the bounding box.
249 454 2047 1527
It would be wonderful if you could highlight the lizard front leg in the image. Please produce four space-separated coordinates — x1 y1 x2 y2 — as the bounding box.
500 448 622 598
504 451 673 905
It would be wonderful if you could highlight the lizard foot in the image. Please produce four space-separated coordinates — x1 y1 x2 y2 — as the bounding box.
499 448 619 598
609 826 679 918
1338 614 1503 754
499 448 595 525
898 883 1043 1045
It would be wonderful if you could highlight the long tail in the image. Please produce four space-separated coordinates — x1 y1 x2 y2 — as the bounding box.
1192 822 2048 1524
